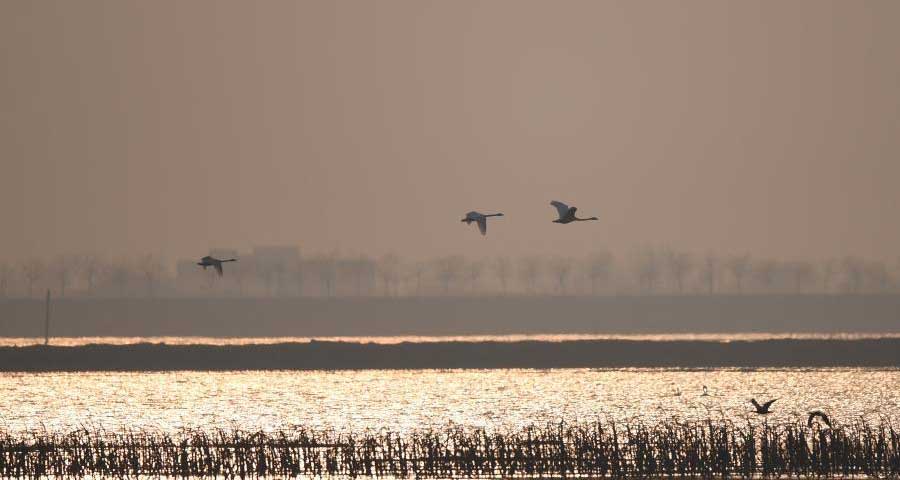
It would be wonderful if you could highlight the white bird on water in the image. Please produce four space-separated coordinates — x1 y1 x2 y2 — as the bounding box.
550 201 599 224
461 211 504 235
197 256 237 276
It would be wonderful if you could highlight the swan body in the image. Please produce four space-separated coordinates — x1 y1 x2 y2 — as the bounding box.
461 211 504 235
197 255 237 276
751 398 778 414
550 200 598 224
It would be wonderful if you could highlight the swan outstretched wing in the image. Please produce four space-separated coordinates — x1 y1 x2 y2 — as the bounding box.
214 262 224 276
477 217 487 235
761 398 778 410
550 201 570 219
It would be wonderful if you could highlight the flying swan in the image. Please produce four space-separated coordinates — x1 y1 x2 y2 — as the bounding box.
197 256 237 277
461 211 504 235
550 201 598 224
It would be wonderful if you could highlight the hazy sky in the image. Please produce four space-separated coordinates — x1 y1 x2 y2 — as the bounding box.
2 1 899 262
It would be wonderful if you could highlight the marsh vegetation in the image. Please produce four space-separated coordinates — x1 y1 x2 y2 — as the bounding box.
1 419 898 478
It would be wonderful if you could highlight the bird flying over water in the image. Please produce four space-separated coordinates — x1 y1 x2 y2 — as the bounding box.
550 201 598 224
807 410 832 428
197 256 237 276
461 211 504 235
751 398 778 414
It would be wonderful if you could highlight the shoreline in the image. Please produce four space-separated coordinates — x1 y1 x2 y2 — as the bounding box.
2 338 899 371
4 331 900 347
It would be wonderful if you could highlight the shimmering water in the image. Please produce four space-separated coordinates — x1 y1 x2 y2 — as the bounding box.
2 368 897 435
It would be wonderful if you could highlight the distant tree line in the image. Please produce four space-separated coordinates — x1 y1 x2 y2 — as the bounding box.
0 249 898 299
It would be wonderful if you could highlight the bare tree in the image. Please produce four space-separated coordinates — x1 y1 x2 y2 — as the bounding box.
256 262 281 297
308 255 337 297
434 256 463 294
378 254 401 296
347 256 375 297
550 257 573 294
632 248 661 294
20 259 44 298
663 250 693 294
51 254 81 297
865 260 892 293
0 263 14 298
895 258 900 292
586 251 613 295
106 258 132 297
81 254 102 296
786 261 816 293
137 254 163 297
256 265 272 296
518 256 542 294
754 259 780 292
232 257 253 297
821 258 838 293
410 262 428 296
322 258 337 297
700 253 718 295
727 254 752 293
842 257 865 293
466 259 484 293
273 263 288 296
493 257 512 295
298 256 306 297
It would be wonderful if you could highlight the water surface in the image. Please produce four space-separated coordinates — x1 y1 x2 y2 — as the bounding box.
2 368 896 435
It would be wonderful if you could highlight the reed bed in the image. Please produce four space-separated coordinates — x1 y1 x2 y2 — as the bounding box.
0 419 898 478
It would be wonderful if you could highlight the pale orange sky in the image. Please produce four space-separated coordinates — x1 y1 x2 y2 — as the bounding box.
2 1 899 262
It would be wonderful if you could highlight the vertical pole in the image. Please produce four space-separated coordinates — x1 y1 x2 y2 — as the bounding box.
44 289 50 346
